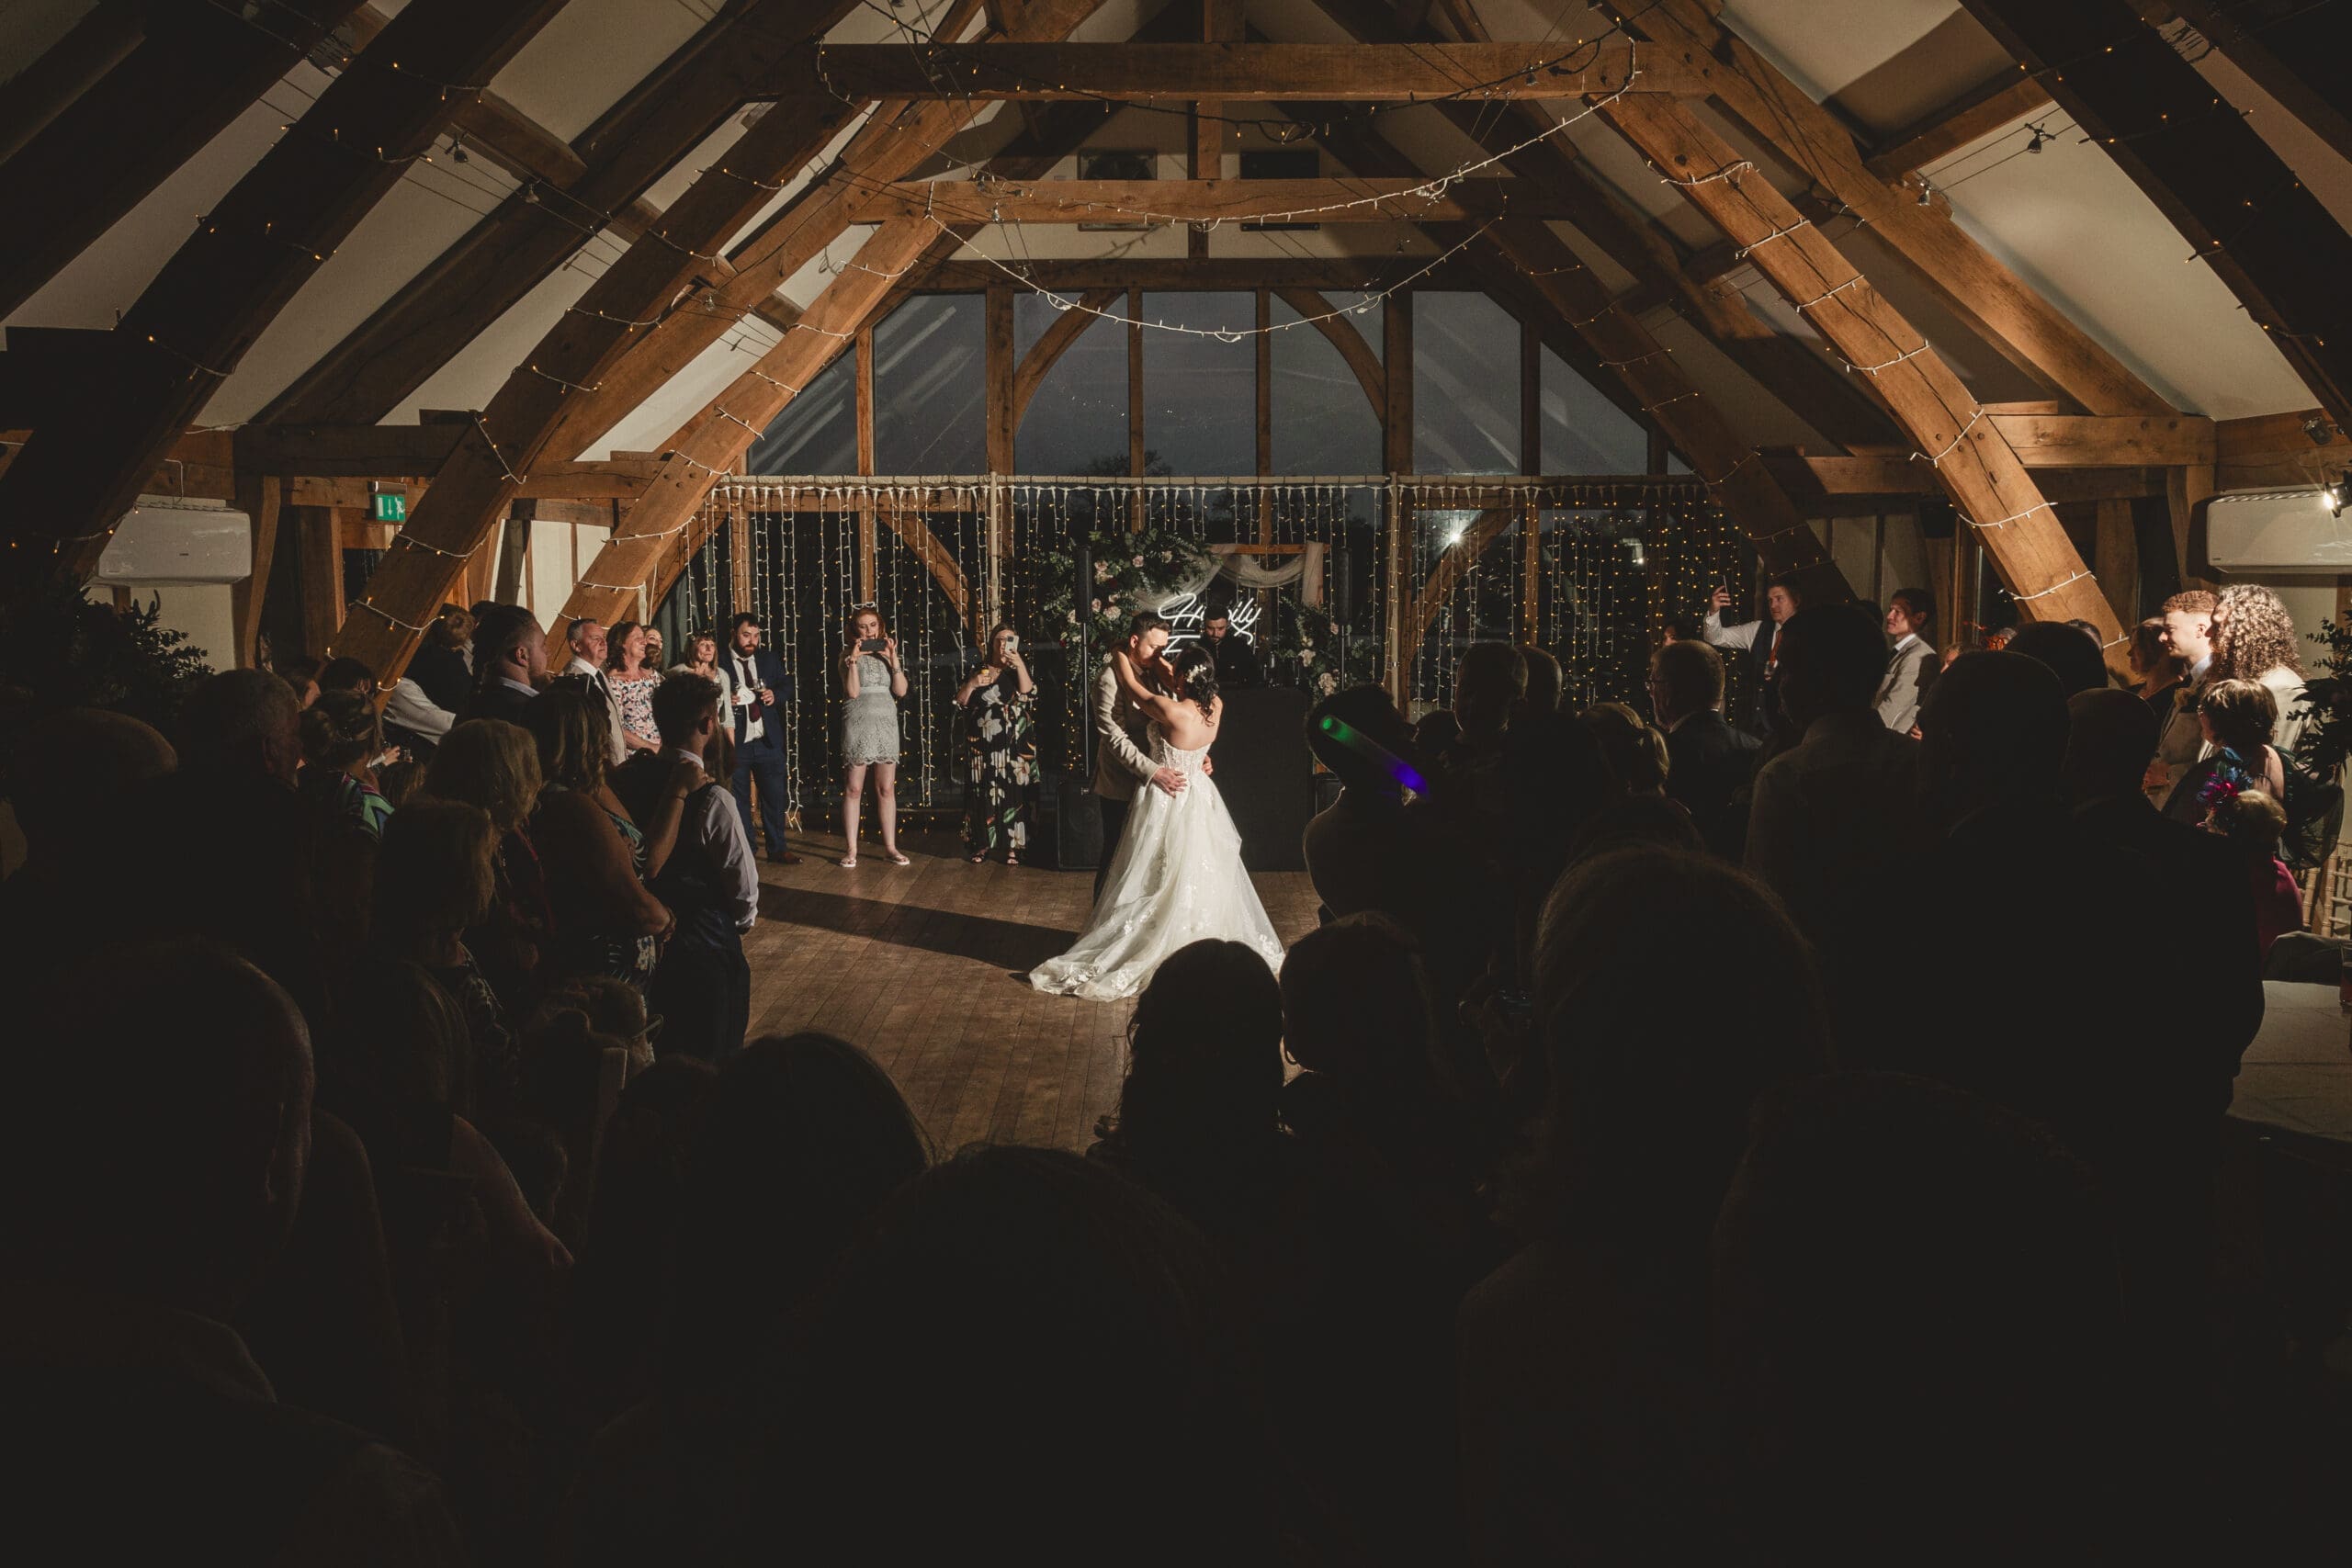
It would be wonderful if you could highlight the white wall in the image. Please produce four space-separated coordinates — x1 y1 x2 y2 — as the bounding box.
85 580 236 671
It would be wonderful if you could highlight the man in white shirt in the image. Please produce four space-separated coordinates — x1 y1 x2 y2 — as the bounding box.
632 672 758 1065
560 617 628 768
1704 576 1801 735
1874 587 1938 734
722 612 800 863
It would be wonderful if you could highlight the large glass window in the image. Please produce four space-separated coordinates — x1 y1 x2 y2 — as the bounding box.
1540 344 1649 474
1413 291 1520 476
874 294 984 472
1140 292 1253 475
1014 293 1129 475
1271 291 1381 475
745 352 854 475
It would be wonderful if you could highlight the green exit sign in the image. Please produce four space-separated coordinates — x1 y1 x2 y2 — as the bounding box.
371 491 407 523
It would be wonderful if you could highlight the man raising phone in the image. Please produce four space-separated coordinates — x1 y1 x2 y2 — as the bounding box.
1704 576 1802 737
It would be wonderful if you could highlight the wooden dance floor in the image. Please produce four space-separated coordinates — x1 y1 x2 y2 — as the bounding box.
744 826 1322 1155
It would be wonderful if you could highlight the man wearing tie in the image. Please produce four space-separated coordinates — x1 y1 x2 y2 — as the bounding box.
725 612 800 864
560 618 628 768
1704 576 1801 737
1875 588 1938 734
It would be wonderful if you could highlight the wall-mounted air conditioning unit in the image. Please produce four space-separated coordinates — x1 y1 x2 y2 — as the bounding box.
95 495 254 585
2205 487 2352 572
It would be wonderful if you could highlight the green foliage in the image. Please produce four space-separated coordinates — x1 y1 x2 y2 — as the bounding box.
0 582 212 794
1261 595 1342 697
2295 615 2352 784
1034 525 1214 655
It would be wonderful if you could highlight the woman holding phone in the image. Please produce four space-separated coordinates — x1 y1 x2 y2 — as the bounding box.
839 604 910 867
954 624 1036 864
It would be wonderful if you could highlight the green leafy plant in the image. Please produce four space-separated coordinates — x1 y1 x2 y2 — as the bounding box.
0 581 213 799
2295 615 2352 784
1261 595 1342 697
1034 525 1214 656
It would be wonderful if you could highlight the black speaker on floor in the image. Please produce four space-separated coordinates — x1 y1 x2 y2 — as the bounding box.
1052 772 1102 871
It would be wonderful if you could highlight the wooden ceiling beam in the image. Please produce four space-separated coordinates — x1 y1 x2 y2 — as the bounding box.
2164 0 2352 169
1306 0 1903 451
1627 0 2171 418
2 0 573 584
905 256 1472 290
537 0 1138 468
259 0 849 427
848 175 1573 224
343 4 584 187
327 0 1099 682
566 220 945 626
1607 94 2119 642
0 1 147 169
1863 72 2054 180
763 39 1675 99
0 0 370 321
1959 0 2352 431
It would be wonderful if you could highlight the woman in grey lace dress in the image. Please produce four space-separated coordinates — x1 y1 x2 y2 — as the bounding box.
839 604 910 867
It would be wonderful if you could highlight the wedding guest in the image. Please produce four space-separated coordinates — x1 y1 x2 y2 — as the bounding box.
424 718 553 1021
300 687 393 840
1648 638 1759 860
2151 589 2217 805
954 624 1035 864
2211 582 2310 751
1874 587 1937 732
2128 615 2188 720
524 684 676 990
279 653 323 709
604 620 662 753
1516 645 1564 723
1203 609 1261 688
0 709 175 964
372 799 518 1120
1582 701 1670 797
2165 677 2286 825
408 604 475 715
2211 790 2304 956
721 613 799 865
6 943 465 1563
669 628 734 705
1703 574 1800 734
641 626 663 668
459 607 547 727
639 673 758 1066
838 605 910 867
560 617 628 767
2007 619 2109 697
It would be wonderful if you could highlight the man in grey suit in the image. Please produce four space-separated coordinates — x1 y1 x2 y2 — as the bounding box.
1091 611 1188 897
1874 587 1939 734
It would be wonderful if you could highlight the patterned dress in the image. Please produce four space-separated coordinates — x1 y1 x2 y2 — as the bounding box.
962 670 1035 855
609 669 662 747
842 651 899 766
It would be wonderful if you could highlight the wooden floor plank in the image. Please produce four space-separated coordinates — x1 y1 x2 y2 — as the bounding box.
730 825 1315 1152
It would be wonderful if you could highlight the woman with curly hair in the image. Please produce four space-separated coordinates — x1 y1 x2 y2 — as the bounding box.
2210 584 2310 751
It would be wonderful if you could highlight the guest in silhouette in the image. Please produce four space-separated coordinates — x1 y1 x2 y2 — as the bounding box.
0 708 175 966
1458 846 1829 1564
5 942 464 1562
2127 615 2187 721
2007 619 2109 698
1648 638 1759 860
524 685 677 990
406 604 475 715
458 607 547 728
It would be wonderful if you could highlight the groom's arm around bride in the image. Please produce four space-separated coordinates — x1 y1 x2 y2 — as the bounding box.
1089 614 1185 897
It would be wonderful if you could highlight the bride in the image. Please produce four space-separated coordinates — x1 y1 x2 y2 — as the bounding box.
1029 641 1284 1000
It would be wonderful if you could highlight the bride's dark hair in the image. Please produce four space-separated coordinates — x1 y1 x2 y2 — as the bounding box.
1167 642 1217 718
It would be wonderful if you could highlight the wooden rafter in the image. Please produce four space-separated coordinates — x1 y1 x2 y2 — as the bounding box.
1306 0 1902 451
2165 0 2352 169
1960 0 2352 429
0 1 146 169
847 176 1571 224
907 256 1476 290
259 0 849 427
1864 73 2054 180
1272 288 1385 415
560 220 942 627
343 5 587 189
0 0 574 581
1011 289 1123 426
0 0 370 320
533 0 1113 470
1606 94 2120 643
764 40 1674 98
1626 0 2171 418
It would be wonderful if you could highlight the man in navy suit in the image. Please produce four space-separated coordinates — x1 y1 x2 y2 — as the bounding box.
722 612 800 863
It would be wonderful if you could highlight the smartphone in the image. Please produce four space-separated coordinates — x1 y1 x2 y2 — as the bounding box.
859 637 887 654
1002 635 1019 652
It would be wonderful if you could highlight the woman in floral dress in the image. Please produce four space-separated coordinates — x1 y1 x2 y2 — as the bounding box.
605 620 662 752
954 624 1036 864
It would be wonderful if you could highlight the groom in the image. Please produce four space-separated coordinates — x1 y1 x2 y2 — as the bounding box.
1091 611 1189 898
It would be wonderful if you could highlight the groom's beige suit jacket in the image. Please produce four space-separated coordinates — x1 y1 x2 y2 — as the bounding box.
1091 660 1158 802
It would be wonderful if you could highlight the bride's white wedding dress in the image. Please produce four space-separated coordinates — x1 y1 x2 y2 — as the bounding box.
1029 730 1285 1000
